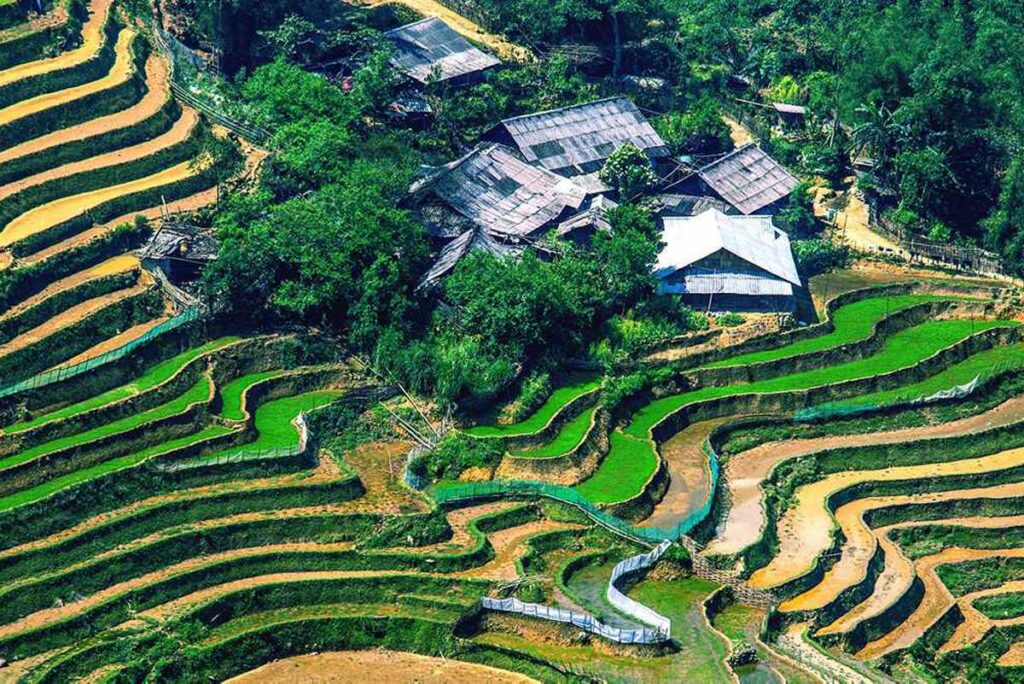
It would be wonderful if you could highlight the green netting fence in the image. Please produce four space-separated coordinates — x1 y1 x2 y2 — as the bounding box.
792 371 996 423
432 442 720 545
0 307 203 401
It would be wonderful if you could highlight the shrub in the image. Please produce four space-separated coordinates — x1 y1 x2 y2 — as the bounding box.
510 371 551 422
792 239 850 277
715 312 745 327
654 97 733 155
408 433 503 482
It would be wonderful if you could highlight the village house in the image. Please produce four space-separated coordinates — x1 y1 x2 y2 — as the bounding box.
384 17 501 88
481 97 670 189
677 143 798 215
410 143 592 291
655 207 802 312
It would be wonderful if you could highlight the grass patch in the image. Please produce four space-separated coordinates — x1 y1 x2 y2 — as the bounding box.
812 341 1024 411
973 593 1024 620
217 370 286 421
701 295 951 369
3 337 240 434
0 376 212 471
627 319 1014 440
573 431 656 504
512 408 595 459
465 375 601 438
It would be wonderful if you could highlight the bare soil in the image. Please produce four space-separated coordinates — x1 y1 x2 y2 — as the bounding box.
226 650 537 684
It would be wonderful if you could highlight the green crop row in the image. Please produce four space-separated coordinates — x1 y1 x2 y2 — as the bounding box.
0 268 137 346
0 117 208 236
0 6 118 110
0 282 163 384
0 96 180 189
0 28 149 151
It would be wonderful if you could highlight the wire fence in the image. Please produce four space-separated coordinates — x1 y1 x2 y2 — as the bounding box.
151 26 270 144
793 372 988 423
481 541 673 644
434 470 714 545
0 307 203 401
153 413 309 473
607 539 673 636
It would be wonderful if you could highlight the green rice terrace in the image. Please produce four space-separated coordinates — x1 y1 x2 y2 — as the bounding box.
2 0 1024 682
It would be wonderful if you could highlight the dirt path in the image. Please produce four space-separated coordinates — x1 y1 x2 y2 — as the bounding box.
941 579 1024 653
814 184 902 257
226 651 537 684
748 446 1024 590
0 272 151 359
0 157 201 248
17 185 217 266
456 520 581 582
0 253 137 320
857 547 1024 660
0 107 198 202
0 53 170 167
355 0 531 61
705 396 1024 558
775 623 873 684
0 0 111 89
643 417 728 530
0 27 135 129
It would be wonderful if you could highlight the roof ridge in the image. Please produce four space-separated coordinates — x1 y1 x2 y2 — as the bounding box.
383 16 441 35
497 96 633 125
697 142 757 171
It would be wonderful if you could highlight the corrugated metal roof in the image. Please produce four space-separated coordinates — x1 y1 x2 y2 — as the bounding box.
556 195 618 237
417 227 518 290
773 102 806 115
655 193 733 217
385 17 501 85
412 143 587 239
697 144 798 214
658 272 794 296
487 97 669 176
656 208 801 287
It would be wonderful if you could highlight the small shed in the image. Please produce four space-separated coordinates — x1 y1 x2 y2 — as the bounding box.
772 102 806 130
409 143 587 241
384 17 501 88
680 144 798 215
655 208 801 312
555 195 619 245
482 97 670 177
139 226 219 283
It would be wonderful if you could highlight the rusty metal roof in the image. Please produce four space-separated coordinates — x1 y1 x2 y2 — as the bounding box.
697 144 798 214
411 143 587 239
385 17 501 85
485 97 669 176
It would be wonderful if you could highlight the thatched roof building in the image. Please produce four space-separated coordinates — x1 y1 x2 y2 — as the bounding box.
656 208 801 311
482 97 669 177
688 143 798 215
384 17 501 87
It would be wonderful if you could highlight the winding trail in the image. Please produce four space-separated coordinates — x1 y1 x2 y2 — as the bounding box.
0 27 136 129
705 396 1024 558
0 106 198 202
0 157 201 248
0 0 111 89
0 53 170 166
748 446 1024 590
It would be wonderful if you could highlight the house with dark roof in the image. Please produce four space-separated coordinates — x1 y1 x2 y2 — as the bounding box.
139 226 219 284
384 17 501 87
678 143 798 215
410 143 589 291
655 208 801 312
482 97 670 179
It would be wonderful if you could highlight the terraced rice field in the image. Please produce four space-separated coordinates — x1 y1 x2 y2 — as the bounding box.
3 2 1024 680
455 275 1024 681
